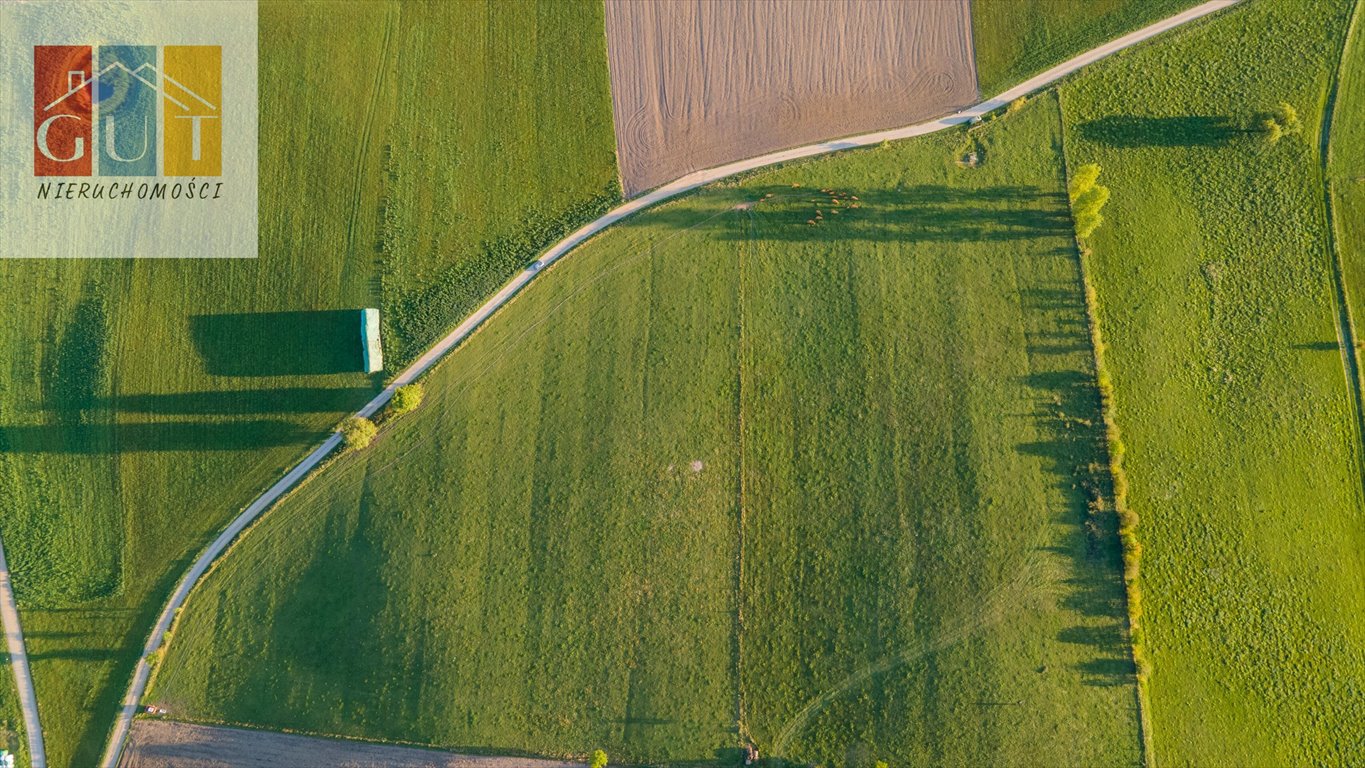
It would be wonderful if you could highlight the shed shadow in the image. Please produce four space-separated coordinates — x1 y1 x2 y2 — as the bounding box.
191 311 363 377
111 387 374 415
0 420 316 453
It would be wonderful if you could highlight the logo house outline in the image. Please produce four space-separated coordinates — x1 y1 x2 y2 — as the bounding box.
33 45 222 177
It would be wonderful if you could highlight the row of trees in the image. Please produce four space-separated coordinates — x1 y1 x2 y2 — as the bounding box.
1065 159 1145 683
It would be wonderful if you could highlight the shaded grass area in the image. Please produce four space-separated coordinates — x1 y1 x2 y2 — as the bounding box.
971 0 1201 96
1058 0 1365 763
150 95 1140 766
0 2 618 766
189 312 364 377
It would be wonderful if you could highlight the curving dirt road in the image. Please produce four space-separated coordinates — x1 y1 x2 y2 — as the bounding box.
83 2 1241 766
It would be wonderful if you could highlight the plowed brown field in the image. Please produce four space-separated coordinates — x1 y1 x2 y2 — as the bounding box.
604 0 978 196
117 720 578 768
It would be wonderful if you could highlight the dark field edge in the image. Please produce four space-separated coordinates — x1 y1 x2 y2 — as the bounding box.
1054 92 1151 768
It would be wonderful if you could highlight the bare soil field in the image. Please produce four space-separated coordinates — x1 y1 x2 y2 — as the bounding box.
118 720 578 768
604 0 978 195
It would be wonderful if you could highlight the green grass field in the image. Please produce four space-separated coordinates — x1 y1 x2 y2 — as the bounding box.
971 0 1200 96
150 94 1143 766
5 1 1360 765
0 2 617 765
1330 0 1365 181
1059 0 1365 763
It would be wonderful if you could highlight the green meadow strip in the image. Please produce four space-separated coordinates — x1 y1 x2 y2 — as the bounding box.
1325 0 1365 428
1057 99 1151 766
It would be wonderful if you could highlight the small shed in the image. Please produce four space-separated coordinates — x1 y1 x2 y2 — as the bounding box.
361 308 383 373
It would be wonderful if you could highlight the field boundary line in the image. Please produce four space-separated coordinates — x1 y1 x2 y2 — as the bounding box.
733 206 753 749
96 3 1242 765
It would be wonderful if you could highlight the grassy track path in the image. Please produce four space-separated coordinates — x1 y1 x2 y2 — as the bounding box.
87 3 1241 765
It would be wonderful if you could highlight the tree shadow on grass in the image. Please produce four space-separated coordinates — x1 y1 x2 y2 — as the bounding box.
190 311 364 377
621 184 1076 245
238 470 403 731
1077 115 1244 148
1015 349 1137 689
27 647 119 662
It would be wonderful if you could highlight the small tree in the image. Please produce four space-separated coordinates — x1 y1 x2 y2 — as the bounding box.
1260 102 1300 143
390 383 425 415
340 416 377 451
1068 163 1101 198
1068 163 1111 240
590 749 608 768
1274 102 1300 133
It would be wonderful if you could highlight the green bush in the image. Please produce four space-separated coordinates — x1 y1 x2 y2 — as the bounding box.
390 383 425 415
1068 163 1111 240
1068 163 1102 198
340 416 378 451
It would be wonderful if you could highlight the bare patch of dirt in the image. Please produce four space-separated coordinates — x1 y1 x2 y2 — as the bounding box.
118 720 579 768
604 0 978 196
